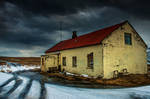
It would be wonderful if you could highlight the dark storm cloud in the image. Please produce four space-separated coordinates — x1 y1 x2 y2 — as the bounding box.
3 0 101 15
0 0 150 56
1 0 150 19
0 2 56 48
106 0 150 19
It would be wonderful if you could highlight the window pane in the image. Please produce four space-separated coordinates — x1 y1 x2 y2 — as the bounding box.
72 56 77 67
63 57 66 66
42 58 44 65
125 33 132 45
87 53 93 69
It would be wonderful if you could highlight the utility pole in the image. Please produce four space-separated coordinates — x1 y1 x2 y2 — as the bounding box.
60 21 63 41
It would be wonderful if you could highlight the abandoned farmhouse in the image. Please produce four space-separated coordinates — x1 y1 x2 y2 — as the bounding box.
41 21 147 79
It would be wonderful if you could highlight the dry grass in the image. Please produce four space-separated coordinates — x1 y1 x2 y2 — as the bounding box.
0 57 40 65
100 74 150 87
41 72 150 87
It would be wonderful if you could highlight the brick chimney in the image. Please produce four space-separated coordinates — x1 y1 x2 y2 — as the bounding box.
72 31 77 39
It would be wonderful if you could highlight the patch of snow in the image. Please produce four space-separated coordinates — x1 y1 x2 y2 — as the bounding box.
46 84 77 99
45 84 132 99
26 80 41 99
1 72 150 99
0 72 13 85
0 80 15 95
8 76 29 99
0 65 40 73
66 72 75 76
81 74 89 77
65 72 90 78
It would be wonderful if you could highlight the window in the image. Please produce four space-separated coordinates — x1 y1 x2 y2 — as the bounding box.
42 58 44 65
62 57 66 66
87 52 94 69
124 33 132 45
72 56 77 67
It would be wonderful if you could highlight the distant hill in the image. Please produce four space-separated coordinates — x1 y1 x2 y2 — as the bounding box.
0 57 41 66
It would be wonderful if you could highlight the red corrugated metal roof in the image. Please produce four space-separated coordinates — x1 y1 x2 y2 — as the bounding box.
45 21 127 53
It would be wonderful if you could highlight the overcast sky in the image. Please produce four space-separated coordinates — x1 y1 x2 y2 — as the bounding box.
0 0 150 57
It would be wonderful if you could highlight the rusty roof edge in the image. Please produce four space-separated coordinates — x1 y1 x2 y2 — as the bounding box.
45 20 128 53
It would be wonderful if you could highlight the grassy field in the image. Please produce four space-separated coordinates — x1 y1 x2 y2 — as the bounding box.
0 57 41 65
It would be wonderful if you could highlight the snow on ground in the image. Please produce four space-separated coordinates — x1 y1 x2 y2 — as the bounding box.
65 72 96 78
0 80 15 95
0 72 150 99
81 74 89 77
66 72 75 76
45 84 150 99
66 72 90 78
0 64 40 73
26 80 41 99
45 84 131 99
8 76 29 99
0 72 13 85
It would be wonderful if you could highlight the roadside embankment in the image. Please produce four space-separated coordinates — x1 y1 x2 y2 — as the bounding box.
40 72 150 87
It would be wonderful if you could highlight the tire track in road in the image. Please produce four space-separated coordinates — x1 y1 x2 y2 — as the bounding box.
0 77 15 88
0 73 23 99
0 78 23 99
39 80 46 99
18 79 33 99
0 72 48 99
0 75 17 93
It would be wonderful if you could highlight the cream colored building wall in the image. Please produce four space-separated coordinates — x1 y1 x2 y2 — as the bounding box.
60 45 103 77
102 23 147 79
41 56 46 72
43 54 59 71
